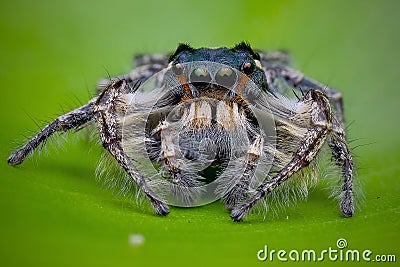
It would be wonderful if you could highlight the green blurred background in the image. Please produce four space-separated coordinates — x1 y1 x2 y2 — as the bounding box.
1 0 399 266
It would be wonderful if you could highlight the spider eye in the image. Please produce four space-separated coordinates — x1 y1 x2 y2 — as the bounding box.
242 62 255 75
216 67 237 87
190 68 212 83
172 63 184 75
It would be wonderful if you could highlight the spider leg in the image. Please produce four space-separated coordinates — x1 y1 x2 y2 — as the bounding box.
329 131 354 217
222 134 264 210
133 53 169 67
8 100 96 165
265 66 345 128
97 57 168 94
231 90 333 221
273 66 354 216
95 79 169 215
257 50 291 66
97 64 165 94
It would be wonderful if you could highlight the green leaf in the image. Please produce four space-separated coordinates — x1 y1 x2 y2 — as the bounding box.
1 0 399 266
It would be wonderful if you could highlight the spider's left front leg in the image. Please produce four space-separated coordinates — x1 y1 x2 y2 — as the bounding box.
231 90 334 221
95 79 169 215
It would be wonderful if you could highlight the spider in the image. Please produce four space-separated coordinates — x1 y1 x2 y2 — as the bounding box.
7 42 355 221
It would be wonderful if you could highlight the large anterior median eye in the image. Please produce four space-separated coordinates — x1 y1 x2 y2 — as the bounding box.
216 67 237 87
190 68 212 83
189 68 212 89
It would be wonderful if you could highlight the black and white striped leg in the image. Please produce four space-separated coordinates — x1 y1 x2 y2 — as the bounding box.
95 80 169 215
231 90 332 221
8 100 96 166
329 133 354 217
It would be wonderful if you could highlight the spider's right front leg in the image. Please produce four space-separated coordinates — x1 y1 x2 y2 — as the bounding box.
95 79 169 215
8 99 96 166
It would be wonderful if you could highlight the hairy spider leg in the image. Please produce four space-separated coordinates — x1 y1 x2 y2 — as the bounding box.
273 65 354 216
329 132 354 217
95 79 169 215
231 90 354 221
7 100 96 166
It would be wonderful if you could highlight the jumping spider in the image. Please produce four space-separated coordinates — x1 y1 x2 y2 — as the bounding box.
8 42 355 221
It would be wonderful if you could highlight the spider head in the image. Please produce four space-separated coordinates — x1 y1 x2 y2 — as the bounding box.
168 42 267 95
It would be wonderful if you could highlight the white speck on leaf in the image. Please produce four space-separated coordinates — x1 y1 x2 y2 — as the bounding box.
129 234 145 247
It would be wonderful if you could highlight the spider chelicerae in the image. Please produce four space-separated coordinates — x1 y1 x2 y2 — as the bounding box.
8 42 356 221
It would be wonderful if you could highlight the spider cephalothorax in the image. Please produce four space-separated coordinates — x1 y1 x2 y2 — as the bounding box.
8 42 356 221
